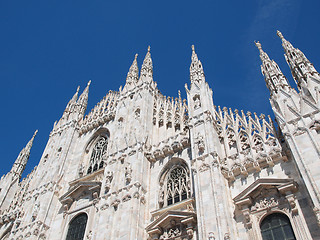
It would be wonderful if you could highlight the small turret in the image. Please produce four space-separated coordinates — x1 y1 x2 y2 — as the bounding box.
255 41 290 94
11 130 38 179
277 30 319 89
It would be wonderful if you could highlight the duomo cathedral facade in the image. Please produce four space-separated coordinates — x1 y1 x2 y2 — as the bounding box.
1 31 320 240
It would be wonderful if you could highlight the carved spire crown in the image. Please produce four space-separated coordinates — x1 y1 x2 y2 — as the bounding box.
190 45 205 85
140 46 153 79
255 41 289 94
126 53 139 84
277 30 319 88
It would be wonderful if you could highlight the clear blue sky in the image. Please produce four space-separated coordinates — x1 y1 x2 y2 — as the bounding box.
1 0 320 178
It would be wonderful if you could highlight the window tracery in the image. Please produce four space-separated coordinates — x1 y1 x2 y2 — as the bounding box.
159 164 191 208
87 136 108 175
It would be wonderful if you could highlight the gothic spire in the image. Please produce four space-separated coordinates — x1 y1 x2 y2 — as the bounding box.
126 54 139 85
140 46 153 80
255 41 290 94
63 86 80 119
190 45 205 84
277 30 319 88
11 130 38 178
77 80 91 117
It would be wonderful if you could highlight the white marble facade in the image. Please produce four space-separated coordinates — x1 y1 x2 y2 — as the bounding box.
1 32 320 240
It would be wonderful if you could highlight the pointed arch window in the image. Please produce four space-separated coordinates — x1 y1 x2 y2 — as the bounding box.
159 165 191 208
66 213 88 240
260 213 296 240
87 136 107 174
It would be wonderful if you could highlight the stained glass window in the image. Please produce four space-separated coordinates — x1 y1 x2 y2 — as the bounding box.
66 213 88 240
164 166 190 207
261 213 296 240
87 136 107 174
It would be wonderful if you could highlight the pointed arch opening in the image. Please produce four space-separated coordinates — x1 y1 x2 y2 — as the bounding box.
84 128 110 175
260 213 296 240
158 159 191 208
87 136 108 174
66 213 88 240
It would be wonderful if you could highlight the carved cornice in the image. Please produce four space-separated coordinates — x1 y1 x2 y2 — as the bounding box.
144 133 190 163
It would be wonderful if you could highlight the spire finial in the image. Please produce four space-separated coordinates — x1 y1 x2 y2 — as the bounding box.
135 53 138 59
33 129 38 137
255 41 262 51
87 80 91 86
76 86 80 93
277 30 284 40
148 46 151 52
255 41 267 57
191 45 195 52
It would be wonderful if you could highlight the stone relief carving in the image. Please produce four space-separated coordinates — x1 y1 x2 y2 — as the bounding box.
251 197 279 211
159 220 182 240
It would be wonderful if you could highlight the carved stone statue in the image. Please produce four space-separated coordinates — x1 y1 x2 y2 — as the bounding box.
32 202 40 221
78 164 84 177
194 97 201 109
125 165 132 184
105 171 113 192
158 184 164 206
